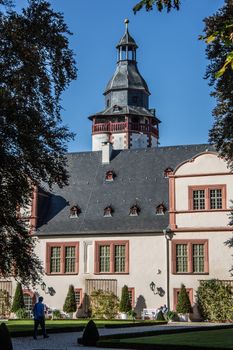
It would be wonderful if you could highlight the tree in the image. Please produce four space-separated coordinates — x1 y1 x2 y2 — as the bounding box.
0 0 77 285
133 0 233 169
11 283 25 313
63 285 77 314
203 1 233 170
197 279 233 321
176 284 192 314
119 285 132 313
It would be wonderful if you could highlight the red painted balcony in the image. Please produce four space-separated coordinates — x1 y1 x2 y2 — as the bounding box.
92 122 158 137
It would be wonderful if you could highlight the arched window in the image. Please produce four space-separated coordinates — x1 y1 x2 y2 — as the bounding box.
70 205 81 218
104 206 113 217
164 167 173 178
129 204 140 216
105 170 116 182
156 203 167 215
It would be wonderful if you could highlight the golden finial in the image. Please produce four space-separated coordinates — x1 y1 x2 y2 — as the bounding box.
124 18 129 30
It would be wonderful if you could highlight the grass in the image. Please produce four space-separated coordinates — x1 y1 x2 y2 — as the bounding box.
101 328 233 349
3 319 161 334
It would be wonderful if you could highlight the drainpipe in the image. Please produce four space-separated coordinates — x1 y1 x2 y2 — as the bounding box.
163 227 173 311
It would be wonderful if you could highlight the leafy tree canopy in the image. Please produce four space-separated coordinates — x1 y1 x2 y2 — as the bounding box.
133 0 233 169
0 0 77 285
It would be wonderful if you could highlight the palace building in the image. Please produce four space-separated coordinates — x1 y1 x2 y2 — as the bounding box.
4 20 233 319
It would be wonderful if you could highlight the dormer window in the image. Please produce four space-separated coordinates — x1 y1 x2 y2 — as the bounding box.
113 105 122 112
156 204 167 215
105 170 115 182
70 205 81 218
104 206 113 217
129 204 140 216
164 167 173 178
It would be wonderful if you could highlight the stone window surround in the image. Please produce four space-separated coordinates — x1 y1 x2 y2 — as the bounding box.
94 240 129 274
188 184 226 211
173 287 193 310
74 288 83 308
171 240 209 274
46 242 79 275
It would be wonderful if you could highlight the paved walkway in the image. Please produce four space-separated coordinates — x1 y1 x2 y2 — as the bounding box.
12 323 230 350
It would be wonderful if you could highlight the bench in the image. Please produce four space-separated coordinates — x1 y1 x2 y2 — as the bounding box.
141 308 158 320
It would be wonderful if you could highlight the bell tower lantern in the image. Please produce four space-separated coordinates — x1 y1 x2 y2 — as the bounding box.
89 19 160 151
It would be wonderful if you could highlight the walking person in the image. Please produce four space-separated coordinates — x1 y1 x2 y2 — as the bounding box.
33 296 49 339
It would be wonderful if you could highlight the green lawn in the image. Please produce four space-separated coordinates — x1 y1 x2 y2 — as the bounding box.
108 328 233 349
3 319 158 334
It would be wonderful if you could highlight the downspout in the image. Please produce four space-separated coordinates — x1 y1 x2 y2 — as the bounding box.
163 228 173 311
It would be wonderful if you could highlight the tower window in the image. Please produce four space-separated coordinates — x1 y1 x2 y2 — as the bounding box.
164 167 173 178
129 204 140 216
104 206 113 217
107 100 110 107
105 170 116 181
70 205 81 218
156 203 167 215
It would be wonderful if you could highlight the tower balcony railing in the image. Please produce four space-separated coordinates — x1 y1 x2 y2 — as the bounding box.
92 122 158 137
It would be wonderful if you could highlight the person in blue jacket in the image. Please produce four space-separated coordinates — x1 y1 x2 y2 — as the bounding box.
33 296 49 339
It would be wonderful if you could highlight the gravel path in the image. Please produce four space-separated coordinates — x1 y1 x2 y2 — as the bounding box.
11 323 229 350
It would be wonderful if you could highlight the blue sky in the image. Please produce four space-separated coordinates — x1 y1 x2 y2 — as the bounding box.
17 0 224 152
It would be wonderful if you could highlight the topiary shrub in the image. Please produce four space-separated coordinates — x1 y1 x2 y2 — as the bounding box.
11 283 25 313
165 310 178 322
15 308 28 319
156 310 165 321
90 289 119 319
0 322 13 350
63 284 77 315
176 284 192 314
197 279 233 321
52 309 61 319
78 320 99 346
119 285 131 313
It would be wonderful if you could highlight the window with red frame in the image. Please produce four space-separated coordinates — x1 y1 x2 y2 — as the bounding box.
128 288 135 307
172 240 209 274
173 288 193 310
188 185 226 211
74 288 82 308
46 242 79 275
95 241 129 274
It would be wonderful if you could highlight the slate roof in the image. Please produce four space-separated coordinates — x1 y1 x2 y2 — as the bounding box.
36 144 214 236
104 61 150 95
88 105 159 120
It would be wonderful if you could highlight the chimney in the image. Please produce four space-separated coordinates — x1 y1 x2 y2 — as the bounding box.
102 142 112 164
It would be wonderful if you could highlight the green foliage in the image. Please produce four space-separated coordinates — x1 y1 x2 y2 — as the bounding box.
176 284 192 314
128 309 137 320
11 283 25 313
0 0 76 285
0 290 11 318
15 308 28 319
0 322 13 350
79 320 99 346
197 279 233 321
203 1 233 170
133 0 180 13
165 310 178 322
156 310 165 321
90 289 119 319
63 285 77 314
119 285 132 313
52 309 61 319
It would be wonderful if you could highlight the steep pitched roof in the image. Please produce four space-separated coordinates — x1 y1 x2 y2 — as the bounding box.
36 144 214 236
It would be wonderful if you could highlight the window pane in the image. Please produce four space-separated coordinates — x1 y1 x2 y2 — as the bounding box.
193 244 204 273
50 247 61 273
193 190 205 210
99 245 110 272
75 290 81 305
210 189 222 209
115 245 125 272
176 244 188 272
65 246 76 273
23 294 33 312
